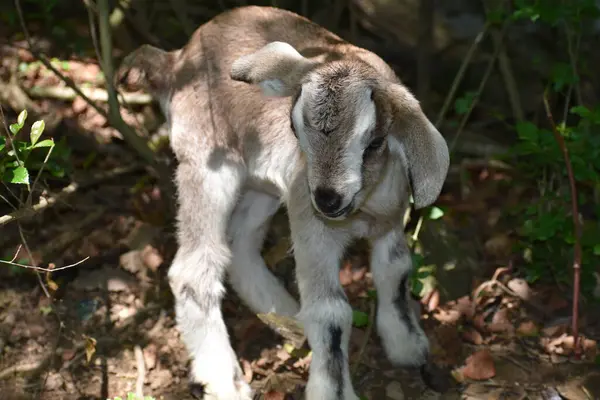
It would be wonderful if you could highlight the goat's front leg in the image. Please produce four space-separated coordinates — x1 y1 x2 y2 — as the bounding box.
370 228 430 368
288 204 358 400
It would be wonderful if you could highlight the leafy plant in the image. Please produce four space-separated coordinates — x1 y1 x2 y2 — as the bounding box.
494 0 600 299
1 109 70 191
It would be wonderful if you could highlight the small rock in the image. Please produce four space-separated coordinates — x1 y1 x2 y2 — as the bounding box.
150 369 173 389
44 372 64 391
386 381 405 400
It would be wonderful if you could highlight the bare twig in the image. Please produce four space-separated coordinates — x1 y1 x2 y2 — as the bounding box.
417 0 434 111
17 223 50 298
563 23 583 122
0 256 90 272
96 0 156 164
435 23 490 127
26 85 153 104
0 164 143 226
482 0 524 122
542 91 582 358
449 20 510 153
564 23 584 108
134 345 146 399
25 144 53 208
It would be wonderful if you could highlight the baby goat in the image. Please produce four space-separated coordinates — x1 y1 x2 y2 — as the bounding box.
117 5 449 400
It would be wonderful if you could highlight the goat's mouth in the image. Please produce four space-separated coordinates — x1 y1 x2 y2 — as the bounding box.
321 203 352 219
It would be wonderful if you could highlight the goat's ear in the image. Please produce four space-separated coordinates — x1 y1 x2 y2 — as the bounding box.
115 44 171 95
388 84 450 209
230 41 316 97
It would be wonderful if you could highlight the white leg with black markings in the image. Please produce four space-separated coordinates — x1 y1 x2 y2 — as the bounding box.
370 228 430 368
288 186 359 400
168 161 252 400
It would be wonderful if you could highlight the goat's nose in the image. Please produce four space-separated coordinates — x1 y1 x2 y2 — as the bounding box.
313 187 343 214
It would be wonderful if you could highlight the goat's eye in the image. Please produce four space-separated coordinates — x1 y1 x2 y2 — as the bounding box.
366 137 385 152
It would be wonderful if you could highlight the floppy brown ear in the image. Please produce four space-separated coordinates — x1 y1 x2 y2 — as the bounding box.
230 41 318 97
115 44 172 96
388 84 450 209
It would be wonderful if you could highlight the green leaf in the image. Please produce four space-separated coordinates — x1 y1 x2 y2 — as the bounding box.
30 120 45 146
0 136 5 152
33 139 54 148
428 206 444 220
352 310 369 328
4 165 29 184
40 305 53 316
594 244 600 256
17 109 27 127
516 121 539 143
9 123 21 135
454 92 477 115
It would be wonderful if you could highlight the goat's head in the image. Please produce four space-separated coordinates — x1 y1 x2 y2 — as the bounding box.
231 41 449 220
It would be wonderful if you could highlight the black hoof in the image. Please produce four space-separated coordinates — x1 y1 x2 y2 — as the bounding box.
420 362 454 393
189 382 206 399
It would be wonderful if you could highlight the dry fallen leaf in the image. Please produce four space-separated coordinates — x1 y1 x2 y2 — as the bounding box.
460 349 496 381
433 307 462 324
488 308 515 334
507 278 532 300
455 296 475 320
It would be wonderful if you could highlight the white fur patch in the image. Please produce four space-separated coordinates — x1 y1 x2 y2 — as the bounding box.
258 79 287 97
341 89 376 194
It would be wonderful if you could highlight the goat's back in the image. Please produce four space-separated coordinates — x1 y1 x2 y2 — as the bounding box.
129 6 398 161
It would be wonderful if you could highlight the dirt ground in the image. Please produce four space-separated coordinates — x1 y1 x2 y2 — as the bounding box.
1 173 599 400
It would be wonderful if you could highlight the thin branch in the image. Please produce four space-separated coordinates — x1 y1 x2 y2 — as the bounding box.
435 23 490 128
25 144 53 208
17 223 50 298
15 0 159 169
0 103 24 168
449 20 510 154
563 23 583 122
542 91 582 358
134 345 146 399
0 164 143 226
26 85 153 105
482 0 524 122
564 22 584 108
0 256 90 272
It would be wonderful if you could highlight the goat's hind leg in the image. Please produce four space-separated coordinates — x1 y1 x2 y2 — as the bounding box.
168 161 251 400
228 189 299 316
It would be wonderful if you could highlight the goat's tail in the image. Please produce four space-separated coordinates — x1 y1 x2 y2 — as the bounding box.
115 44 176 98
